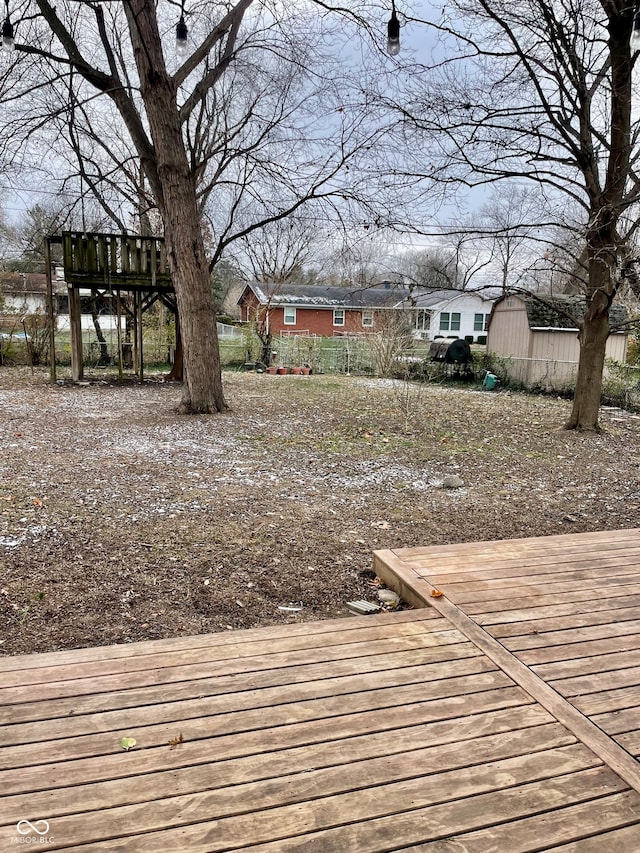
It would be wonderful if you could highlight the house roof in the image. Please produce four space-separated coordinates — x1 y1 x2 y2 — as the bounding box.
495 293 629 331
240 282 494 311
0 272 48 295
412 288 495 309
240 282 414 309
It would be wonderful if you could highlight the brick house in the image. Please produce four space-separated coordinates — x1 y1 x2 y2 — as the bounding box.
238 281 496 341
237 282 416 336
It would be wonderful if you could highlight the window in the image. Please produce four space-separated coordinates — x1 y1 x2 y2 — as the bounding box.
474 313 488 332
415 309 430 332
333 308 345 326
439 312 460 332
362 310 374 328
283 306 296 325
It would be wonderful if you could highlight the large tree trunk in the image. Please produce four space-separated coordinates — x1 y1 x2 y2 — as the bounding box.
126 1 226 414
565 224 617 432
566 12 632 432
565 296 610 432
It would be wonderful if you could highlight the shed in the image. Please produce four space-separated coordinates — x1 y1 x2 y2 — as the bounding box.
487 293 628 387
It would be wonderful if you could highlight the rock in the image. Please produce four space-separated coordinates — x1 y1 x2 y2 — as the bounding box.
442 474 464 489
378 589 401 606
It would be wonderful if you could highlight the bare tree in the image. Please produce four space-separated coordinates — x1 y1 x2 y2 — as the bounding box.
238 216 324 283
396 0 640 430
389 247 460 291
1 1 420 412
477 185 541 292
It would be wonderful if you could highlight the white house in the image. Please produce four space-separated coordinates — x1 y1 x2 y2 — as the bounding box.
0 272 53 316
412 289 496 342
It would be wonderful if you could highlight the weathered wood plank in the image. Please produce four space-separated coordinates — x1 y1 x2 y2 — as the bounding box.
0 616 450 687
490 606 640 639
406 790 640 852
0 724 577 826
417 561 640 594
33 767 628 853
411 551 640 585
3 669 515 748
534 648 640 681
434 573 640 606
1 637 483 707
516 633 640 666
0 684 533 771
395 528 640 561
0 703 552 797
617 730 640 755
2 653 499 727
0 609 441 674
374 550 640 795
500 618 640 651
573 686 640 716
592 707 640 736
472 591 640 620
541 821 640 853
551 665 640 698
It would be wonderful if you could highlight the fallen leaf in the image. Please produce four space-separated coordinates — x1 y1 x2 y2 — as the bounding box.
430 589 444 598
120 737 137 751
33 498 43 507
169 733 184 749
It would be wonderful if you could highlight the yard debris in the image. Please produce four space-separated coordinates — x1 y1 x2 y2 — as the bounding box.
377 588 401 607
346 600 382 615
168 733 184 749
120 737 137 751
441 474 464 489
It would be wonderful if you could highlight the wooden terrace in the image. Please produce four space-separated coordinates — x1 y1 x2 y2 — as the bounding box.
2 528 640 850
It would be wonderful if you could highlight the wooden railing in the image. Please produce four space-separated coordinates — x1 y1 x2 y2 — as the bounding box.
61 231 173 290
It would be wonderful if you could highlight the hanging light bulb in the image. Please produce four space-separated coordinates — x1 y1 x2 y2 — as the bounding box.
387 2 400 56
176 10 188 57
2 1 14 52
632 8 640 52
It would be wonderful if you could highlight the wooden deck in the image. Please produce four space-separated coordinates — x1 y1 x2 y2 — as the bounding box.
2 529 640 850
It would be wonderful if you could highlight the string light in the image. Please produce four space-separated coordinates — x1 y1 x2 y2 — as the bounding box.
176 0 188 57
387 1 400 56
2 0 14 51
631 6 640 51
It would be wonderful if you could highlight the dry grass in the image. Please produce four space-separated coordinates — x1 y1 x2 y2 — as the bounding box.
1 367 638 655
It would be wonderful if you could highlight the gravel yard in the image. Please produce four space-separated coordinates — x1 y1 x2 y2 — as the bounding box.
1 367 639 655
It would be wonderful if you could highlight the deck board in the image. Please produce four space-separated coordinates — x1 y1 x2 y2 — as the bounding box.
3 529 640 850
376 528 640 793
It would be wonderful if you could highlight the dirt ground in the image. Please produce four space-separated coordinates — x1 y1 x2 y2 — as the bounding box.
1 367 639 656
